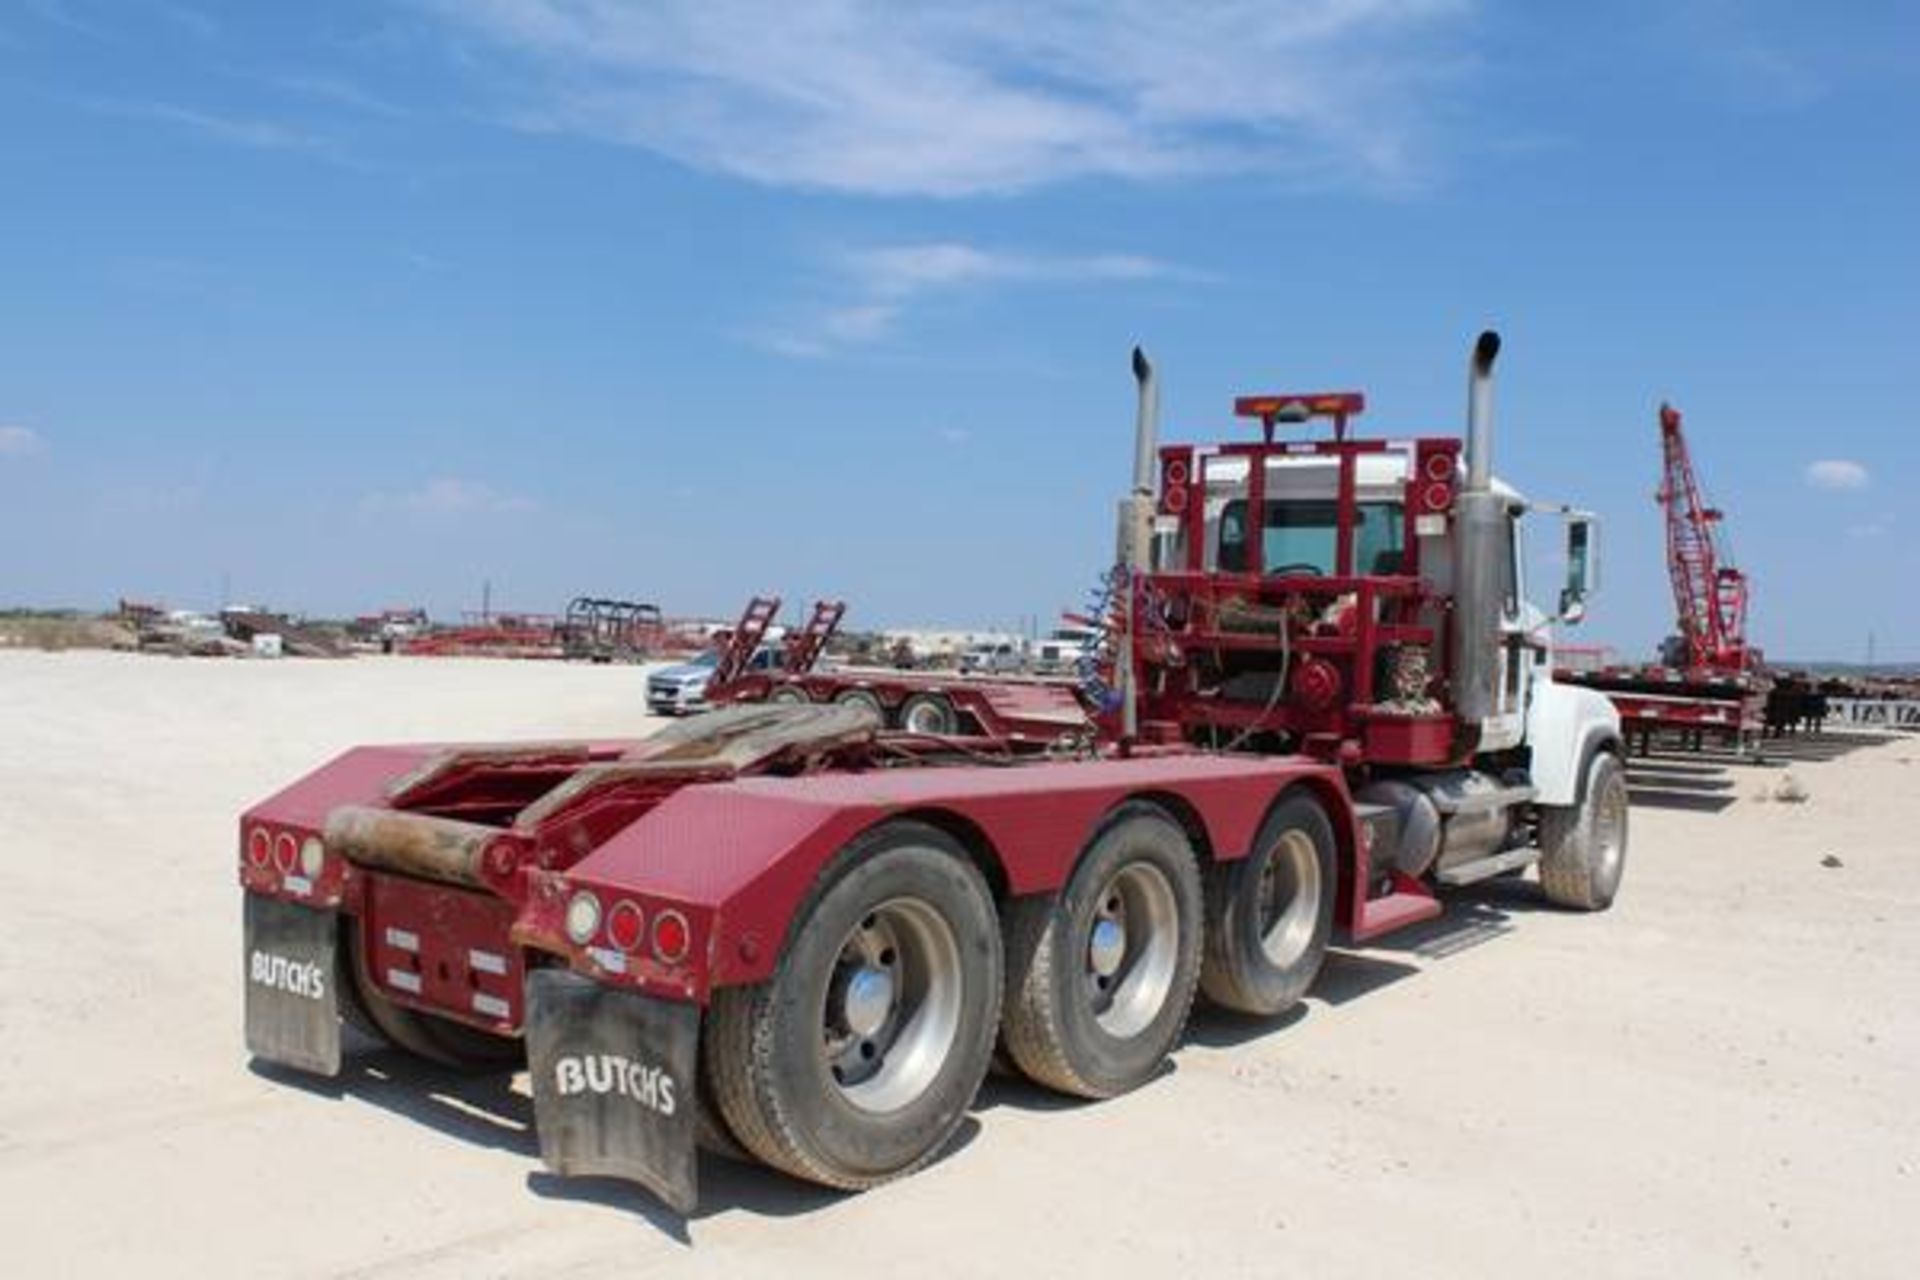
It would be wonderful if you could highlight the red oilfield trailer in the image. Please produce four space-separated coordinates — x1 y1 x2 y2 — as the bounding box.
706 595 1099 748
240 332 1626 1213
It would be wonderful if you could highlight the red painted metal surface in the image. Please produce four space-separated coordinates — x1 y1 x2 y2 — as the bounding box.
1658 402 1754 675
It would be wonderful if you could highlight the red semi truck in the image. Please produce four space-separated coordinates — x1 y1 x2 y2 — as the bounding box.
240 332 1627 1213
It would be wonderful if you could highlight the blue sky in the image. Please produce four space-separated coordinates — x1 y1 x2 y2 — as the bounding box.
1 0 1915 660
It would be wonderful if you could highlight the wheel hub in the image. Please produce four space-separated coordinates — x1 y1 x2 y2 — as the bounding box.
842 966 894 1038
1088 917 1126 978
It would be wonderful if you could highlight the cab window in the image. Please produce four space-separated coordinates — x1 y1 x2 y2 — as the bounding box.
1217 499 1406 576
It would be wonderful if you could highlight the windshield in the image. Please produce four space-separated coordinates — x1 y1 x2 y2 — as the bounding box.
1217 499 1406 576
688 650 719 669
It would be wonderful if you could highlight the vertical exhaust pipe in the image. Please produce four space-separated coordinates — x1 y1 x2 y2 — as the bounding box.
1451 330 1504 727
1116 346 1158 741
1130 345 1159 499
1465 330 1500 493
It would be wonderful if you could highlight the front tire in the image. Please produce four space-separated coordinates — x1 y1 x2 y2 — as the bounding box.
1000 803 1203 1098
1539 751 1629 910
1200 791 1336 1016
704 823 1002 1189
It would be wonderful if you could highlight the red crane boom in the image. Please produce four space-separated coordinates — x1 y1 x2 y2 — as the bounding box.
1658 402 1751 673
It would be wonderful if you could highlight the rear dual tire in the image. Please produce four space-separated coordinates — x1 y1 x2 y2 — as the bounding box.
1200 792 1336 1017
1000 805 1204 1098
704 823 1002 1189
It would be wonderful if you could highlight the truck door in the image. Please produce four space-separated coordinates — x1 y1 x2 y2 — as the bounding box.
1484 509 1532 750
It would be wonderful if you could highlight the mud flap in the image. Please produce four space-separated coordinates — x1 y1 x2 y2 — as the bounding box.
243 894 342 1076
526 969 701 1215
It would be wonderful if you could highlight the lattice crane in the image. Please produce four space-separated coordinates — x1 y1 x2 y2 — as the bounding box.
1657 402 1753 673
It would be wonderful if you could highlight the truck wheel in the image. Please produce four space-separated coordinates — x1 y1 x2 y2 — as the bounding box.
832 688 886 723
339 926 521 1070
768 686 810 705
704 823 1002 1189
1199 791 1336 1016
1538 751 1629 910
899 692 959 736
1000 804 1202 1098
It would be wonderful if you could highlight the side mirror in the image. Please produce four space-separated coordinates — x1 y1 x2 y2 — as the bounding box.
1559 513 1598 623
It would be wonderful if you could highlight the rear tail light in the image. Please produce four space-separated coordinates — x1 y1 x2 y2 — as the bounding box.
1425 451 1454 481
247 827 272 868
1158 448 1193 516
1420 481 1453 512
651 910 691 963
564 890 602 945
273 832 298 874
606 899 646 952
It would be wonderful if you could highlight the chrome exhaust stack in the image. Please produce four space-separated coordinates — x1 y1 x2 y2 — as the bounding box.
1451 330 1504 726
1116 345 1159 740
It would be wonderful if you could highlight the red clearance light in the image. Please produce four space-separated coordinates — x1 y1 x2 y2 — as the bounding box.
1164 484 1188 515
1425 451 1454 481
1421 482 1453 513
651 910 691 964
273 832 298 874
247 827 272 868
1164 457 1189 486
606 900 646 952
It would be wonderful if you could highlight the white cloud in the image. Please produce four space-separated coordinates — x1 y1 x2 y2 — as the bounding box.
364 477 536 515
760 241 1197 356
424 0 1474 196
1805 459 1868 491
0 425 47 456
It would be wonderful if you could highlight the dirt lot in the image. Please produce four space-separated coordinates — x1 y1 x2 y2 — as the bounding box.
2 651 1915 1277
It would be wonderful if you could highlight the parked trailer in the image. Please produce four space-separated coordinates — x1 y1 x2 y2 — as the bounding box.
241 332 1627 1214
1557 665 1762 755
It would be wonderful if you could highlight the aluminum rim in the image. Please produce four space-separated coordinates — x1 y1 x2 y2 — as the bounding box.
1085 862 1179 1038
1592 766 1628 887
902 697 954 736
834 689 884 719
1258 829 1322 967
822 897 963 1114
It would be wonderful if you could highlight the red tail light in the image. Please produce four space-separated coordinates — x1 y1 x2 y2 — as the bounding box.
606 899 646 952
247 827 272 868
651 910 691 963
1158 447 1194 516
273 832 298 874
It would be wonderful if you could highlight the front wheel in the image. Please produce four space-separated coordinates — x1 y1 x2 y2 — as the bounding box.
704 823 1002 1189
1538 751 1629 910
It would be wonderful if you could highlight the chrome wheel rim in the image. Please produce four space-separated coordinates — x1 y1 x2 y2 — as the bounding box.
835 690 883 718
822 897 962 1113
1592 768 1628 887
1259 829 1321 967
1085 862 1179 1038
902 698 953 735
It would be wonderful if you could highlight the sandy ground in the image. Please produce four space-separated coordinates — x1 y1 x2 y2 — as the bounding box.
1 650 1915 1278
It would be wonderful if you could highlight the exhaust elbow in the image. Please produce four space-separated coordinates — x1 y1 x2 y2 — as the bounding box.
1131 345 1158 497
1465 329 1500 493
